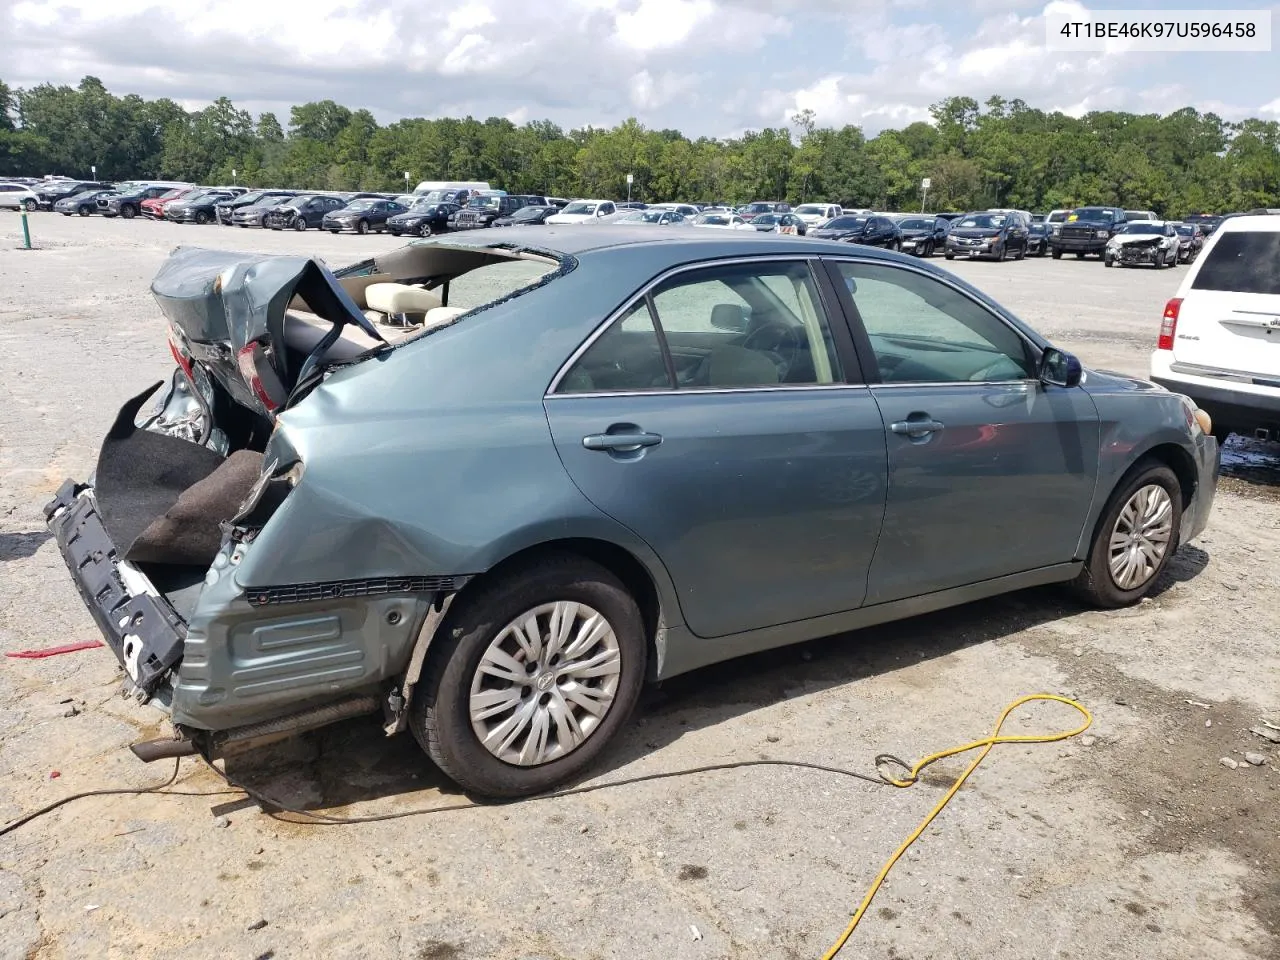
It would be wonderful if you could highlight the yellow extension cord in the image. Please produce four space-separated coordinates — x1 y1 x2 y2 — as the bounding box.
820 693 1094 960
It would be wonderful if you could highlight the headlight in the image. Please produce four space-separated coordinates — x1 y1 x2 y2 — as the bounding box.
1096 229 1109 238
1193 408 1213 435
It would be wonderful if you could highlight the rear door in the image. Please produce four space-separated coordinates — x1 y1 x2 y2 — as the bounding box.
1175 223 1280 377
544 257 887 639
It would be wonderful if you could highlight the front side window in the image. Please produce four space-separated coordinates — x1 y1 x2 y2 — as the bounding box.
834 261 1034 384
557 261 843 393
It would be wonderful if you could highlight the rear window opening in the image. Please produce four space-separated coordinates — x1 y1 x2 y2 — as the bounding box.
1192 232 1280 295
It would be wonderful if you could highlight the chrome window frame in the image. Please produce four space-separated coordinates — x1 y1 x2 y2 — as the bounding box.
545 254 853 398
821 254 1046 389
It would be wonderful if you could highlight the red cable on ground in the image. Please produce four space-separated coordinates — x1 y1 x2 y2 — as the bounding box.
5 640 104 659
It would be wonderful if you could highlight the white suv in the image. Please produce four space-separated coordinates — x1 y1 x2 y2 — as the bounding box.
0 181 39 211
1150 214 1280 442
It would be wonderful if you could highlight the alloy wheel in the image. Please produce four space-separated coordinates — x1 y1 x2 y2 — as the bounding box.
468 601 622 767
1108 484 1174 590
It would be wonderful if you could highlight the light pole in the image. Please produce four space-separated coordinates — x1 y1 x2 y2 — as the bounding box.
91 164 96 181
231 168 237 185
920 177 931 213
404 171 411 193
626 172 633 203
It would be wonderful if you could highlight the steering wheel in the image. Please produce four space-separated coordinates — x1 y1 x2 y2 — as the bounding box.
742 322 803 379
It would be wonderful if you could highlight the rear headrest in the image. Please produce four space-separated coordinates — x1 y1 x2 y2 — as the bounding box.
365 282 442 315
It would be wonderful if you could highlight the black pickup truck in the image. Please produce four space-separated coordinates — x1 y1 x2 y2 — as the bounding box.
1050 206 1126 259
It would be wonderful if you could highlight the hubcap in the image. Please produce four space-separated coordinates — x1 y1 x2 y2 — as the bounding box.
1108 484 1174 590
469 601 622 767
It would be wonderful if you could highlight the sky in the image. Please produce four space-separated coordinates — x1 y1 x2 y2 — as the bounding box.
2 0 1279 137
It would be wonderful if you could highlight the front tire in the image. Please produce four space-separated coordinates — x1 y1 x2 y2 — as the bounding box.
357 219 370 235
410 555 647 798
420 222 435 238
120 204 136 219
22 198 37 212
1051 247 1062 259
1071 460 1181 608
194 210 210 225
78 205 92 216
294 217 307 232
1104 253 1114 267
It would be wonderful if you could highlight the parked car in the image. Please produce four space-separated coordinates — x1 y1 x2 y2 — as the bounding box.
1173 222 1205 263
230 194 298 228
141 188 202 220
454 194 547 229
615 201 648 210
793 203 842 227
165 189 239 224
647 203 701 219
1183 212 1224 235
811 214 901 248
1045 208 1071 240
262 194 348 231
1124 209 1159 223
1026 221 1052 256
43 229 1218 802
945 210 1031 261
99 182 191 219
387 197 463 236
610 209 690 226
546 199 618 224
0 181 41 211
34 179 113 211
323 197 410 234
739 201 791 221
215 190 298 225
1150 214 1280 441
1051 207 1126 259
53 188 116 216
746 212 807 235
690 211 752 229
1103 221 1179 268
894 215 949 257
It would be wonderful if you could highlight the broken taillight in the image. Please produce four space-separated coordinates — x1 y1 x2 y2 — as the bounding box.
236 340 286 415
168 328 195 383
1157 298 1181 351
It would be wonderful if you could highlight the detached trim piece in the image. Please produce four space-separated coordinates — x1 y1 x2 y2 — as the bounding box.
245 575 471 607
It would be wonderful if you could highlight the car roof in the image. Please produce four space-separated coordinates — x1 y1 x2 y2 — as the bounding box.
1215 213 1280 233
413 224 929 259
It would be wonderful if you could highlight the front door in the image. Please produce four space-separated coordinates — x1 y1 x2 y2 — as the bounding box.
545 259 888 639
824 258 1099 605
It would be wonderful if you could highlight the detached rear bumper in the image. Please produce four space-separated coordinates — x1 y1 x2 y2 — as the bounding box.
43 480 184 703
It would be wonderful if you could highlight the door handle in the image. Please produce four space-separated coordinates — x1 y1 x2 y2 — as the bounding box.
582 431 663 451
890 417 945 437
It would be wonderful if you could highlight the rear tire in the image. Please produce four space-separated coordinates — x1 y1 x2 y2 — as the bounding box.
1051 248 1062 259
1071 460 1182 608
1015 241 1026 260
410 554 647 799
1075 251 1084 259
944 251 954 260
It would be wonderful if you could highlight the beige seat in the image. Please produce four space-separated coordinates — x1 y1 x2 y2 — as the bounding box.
422 305 468 329
364 282 443 325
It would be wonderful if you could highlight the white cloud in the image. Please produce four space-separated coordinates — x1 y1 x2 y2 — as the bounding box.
0 0 1274 138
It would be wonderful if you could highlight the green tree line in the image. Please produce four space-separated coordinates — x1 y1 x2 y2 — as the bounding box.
3 76 1278 216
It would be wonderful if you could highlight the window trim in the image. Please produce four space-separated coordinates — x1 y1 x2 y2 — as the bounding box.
819 255 1045 387
546 255 862 397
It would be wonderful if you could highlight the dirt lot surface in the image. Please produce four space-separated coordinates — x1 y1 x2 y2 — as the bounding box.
1 213 1277 960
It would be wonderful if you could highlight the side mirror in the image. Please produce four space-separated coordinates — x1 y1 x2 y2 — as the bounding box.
710 304 749 333
1039 347 1082 388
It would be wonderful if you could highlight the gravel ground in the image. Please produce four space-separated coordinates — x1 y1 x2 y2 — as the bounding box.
1 213 1277 960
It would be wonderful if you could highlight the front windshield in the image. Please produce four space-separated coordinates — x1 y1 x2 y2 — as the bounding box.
419 190 450 203
346 199 377 211
695 214 731 225
753 214 780 225
825 217 867 230
744 203 774 214
561 201 598 215
897 218 932 230
1175 225 1195 235
1071 208 1114 222
1048 211 1068 222
1117 222 1160 234
955 214 1006 229
231 191 266 204
794 205 827 216
411 197 441 209
512 206 547 219
467 196 500 209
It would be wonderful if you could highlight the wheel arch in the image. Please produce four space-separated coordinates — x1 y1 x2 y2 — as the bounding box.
1076 441 1196 562
449 537 666 680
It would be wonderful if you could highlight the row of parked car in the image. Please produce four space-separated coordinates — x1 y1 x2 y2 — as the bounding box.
0 177 1260 271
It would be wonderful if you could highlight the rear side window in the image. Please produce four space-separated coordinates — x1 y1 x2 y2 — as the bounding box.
1193 232 1280 295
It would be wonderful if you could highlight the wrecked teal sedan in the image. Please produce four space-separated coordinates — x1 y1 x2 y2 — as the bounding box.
45 228 1218 797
